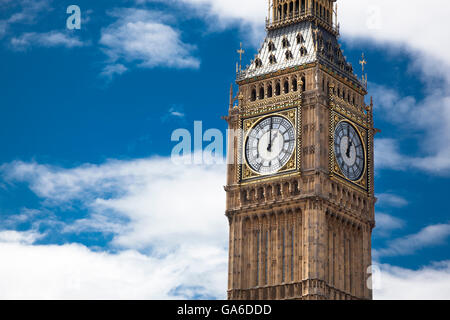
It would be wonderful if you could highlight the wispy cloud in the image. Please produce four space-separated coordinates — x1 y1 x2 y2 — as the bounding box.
0 0 52 38
374 213 405 238
100 8 200 78
376 193 409 208
161 105 186 123
375 223 450 258
100 64 128 80
10 31 84 50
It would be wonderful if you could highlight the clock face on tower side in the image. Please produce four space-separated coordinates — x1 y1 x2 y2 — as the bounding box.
334 121 365 181
245 115 296 175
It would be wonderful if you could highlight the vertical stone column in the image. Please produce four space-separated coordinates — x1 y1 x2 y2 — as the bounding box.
250 220 256 289
239 218 246 291
303 199 326 297
362 226 373 299
228 215 234 293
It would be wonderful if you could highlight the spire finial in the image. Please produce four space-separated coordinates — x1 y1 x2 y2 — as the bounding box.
359 53 367 74
360 53 368 88
237 42 245 72
229 84 233 109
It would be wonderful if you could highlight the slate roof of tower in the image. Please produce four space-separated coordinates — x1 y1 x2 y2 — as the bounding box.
237 21 365 90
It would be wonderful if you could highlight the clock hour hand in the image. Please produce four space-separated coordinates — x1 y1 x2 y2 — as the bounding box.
346 139 353 158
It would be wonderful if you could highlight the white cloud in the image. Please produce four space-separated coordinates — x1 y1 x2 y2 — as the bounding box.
372 84 450 175
374 261 450 300
375 224 450 258
3 0 51 24
0 230 43 245
100 64 128 79
1 157 227 252
10 31 84 50
0 0 52 38
0 241 226 299
140 0 266 44
376 193 408 208
339 1 450 78
161 105 186 123
374 138 408 171
375 213 404 238
0 156 228 298
100 8 200 75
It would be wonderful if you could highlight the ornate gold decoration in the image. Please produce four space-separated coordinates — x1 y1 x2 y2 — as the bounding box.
239 104 301 184
329 105 371 194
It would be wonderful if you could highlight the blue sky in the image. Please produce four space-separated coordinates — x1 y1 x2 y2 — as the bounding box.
0 0 450 299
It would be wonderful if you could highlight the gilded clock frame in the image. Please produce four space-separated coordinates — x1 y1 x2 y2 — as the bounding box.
238 101 302 184
329 104 371 194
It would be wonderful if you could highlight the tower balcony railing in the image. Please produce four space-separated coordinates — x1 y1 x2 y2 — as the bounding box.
266 8 339 35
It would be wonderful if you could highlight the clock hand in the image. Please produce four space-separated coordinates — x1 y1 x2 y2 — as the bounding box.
346 139 353 158
345 124 352 158
271 131 279 144
267 118 273 152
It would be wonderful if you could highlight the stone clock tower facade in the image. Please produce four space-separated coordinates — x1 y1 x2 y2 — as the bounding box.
225 0 376 300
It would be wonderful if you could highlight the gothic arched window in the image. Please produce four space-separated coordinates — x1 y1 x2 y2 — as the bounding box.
251 88 257 101
267 84 273 98
296 33 304 44
292 78 298 91
259 86 265 100
284 80 289 94
282 37 290 48
275 82 281 96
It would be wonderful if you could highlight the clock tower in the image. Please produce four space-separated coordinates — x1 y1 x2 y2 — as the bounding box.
224 0 376 300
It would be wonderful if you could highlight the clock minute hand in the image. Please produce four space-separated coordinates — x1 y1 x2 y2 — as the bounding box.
345 124 352 158
271 131 279 144
267 118 273 152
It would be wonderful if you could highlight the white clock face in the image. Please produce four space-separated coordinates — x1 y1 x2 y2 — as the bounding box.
334 121 365 181
245 116 295 175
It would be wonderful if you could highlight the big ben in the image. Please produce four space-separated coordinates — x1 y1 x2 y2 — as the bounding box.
224 0 375 300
